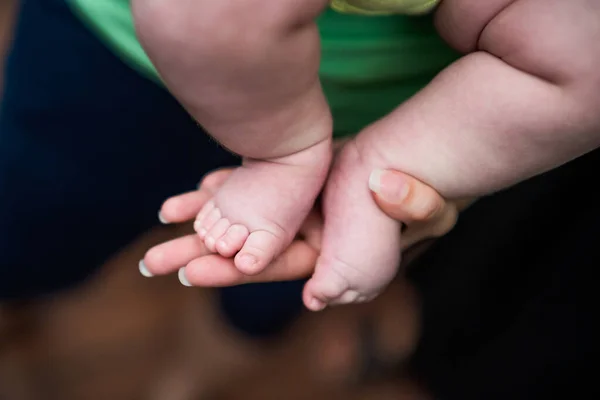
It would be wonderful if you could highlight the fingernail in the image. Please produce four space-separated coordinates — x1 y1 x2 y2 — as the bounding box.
139 259 154 278
369 169 409 203
158 211 169 224
178 267 193 287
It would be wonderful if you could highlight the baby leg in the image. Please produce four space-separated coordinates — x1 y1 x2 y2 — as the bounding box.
303 138 402 311
133 0 333 275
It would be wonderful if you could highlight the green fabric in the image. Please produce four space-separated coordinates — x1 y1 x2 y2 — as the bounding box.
318 11 459 135
67 1 459 135
67 0 160 84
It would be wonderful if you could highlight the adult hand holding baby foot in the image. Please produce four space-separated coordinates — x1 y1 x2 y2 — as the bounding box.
141 166 467 300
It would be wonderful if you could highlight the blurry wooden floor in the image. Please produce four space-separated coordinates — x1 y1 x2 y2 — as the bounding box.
0 224 428 400
0 2 429 399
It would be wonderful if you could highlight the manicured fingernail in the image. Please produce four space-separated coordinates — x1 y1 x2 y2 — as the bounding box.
139 259 154 277
369 169 410 203
178 267 193 287
158 211 169 224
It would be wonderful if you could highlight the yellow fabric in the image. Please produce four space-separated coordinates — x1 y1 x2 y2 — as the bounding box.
330 0 441 15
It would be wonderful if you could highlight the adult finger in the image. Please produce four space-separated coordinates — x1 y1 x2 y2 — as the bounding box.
179 208 323 286
401 203 459 250
140 233 210 277
180 240 318 287
158 168 234 223
147 203 321 283
198 168 234 191
368 169 447 224
401 198 476 249
158 190 213 224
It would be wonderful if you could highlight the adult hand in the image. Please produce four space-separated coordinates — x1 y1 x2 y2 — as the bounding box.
141 168 321 285
367 168 462 250
140 167 466 286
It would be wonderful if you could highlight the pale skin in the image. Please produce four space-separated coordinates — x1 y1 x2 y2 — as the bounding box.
133 0 600 310
141 167 462 284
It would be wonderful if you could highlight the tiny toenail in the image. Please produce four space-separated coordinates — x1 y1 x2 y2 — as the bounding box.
231 225 246 233
309 298 326 311
138 260 154 278
178 267 193 287
205 236 215 248
238 253 258 269
198 228 207 238
158 211 169 224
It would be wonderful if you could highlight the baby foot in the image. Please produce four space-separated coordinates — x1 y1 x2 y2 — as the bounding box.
303 138 403 311
194 140 331 275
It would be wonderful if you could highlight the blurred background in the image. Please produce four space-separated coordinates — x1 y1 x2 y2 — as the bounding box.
1 1 594 399
0 3 428 399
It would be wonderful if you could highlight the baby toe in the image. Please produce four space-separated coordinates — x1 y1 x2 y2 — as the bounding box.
305 295 327 312
334 290 362 305
194 201 215 236
302 284 336 312
303 265 352 311
234 230 281 275
216 224 249 258
197 207 222 239
204 218 231 252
